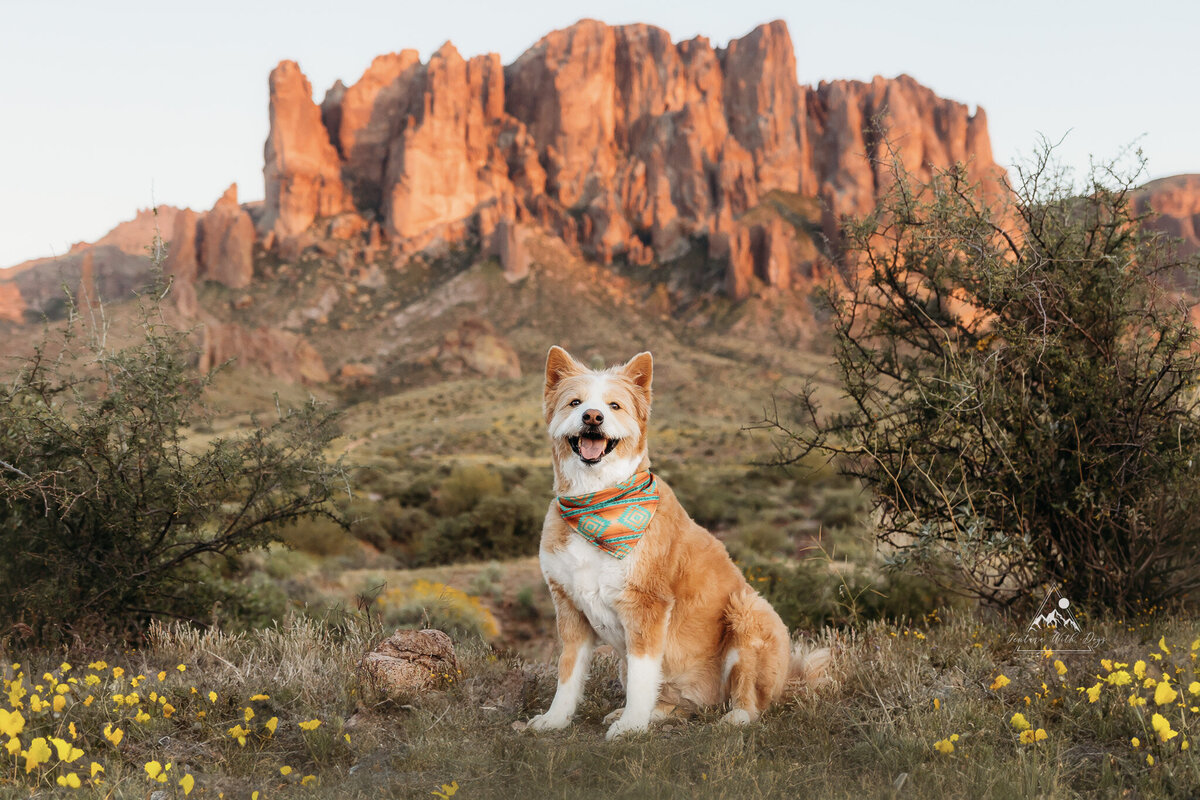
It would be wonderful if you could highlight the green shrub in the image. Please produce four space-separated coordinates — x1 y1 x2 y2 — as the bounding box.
437 463 503 515
0 241 345 643
766 142 1200 611
376 580 499 641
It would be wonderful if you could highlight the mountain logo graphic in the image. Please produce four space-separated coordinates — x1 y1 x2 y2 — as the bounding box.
1027 584 1081 632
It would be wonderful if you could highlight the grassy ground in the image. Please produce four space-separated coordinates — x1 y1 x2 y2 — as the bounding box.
3 605 1199 799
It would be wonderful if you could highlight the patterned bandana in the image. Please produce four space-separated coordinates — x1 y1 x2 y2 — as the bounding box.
557 471 660 559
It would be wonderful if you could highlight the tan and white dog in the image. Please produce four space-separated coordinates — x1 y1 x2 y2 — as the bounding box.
530 346 830 739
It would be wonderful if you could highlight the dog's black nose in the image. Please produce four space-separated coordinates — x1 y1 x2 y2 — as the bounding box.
582 408 604 426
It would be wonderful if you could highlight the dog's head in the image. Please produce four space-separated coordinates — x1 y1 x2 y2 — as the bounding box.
543 346 653 481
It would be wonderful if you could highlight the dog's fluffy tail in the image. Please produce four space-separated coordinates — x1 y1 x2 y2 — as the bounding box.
785 643 832 694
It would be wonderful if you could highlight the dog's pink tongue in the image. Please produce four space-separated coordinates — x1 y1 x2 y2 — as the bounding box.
579 437 606 460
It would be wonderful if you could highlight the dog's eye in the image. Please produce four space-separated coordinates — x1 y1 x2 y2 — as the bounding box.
609 402 620 410
568 399 581 407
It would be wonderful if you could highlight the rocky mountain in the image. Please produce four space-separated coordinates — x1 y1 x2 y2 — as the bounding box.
1 18 1008 383
1136 175 1200 260
256 19 1001 299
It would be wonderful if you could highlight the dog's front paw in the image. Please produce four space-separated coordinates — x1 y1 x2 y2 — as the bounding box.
605 715 647 740
528 713 571 731
719 708 753 726
602 707 625 725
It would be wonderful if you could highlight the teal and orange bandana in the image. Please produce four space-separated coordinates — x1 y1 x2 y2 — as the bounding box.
557 471 660 559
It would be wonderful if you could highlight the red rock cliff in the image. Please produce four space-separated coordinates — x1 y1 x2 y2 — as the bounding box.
1136 175 1200 259
261 20 1001 297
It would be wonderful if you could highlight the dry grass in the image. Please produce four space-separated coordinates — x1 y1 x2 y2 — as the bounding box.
3 604 1199 798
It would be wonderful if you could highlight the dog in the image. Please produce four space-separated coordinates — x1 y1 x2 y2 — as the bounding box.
529 346 830 739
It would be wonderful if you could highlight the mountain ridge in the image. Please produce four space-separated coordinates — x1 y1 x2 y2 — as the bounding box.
0 18 1104 390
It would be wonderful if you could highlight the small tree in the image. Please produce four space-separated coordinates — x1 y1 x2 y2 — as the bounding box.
767 143 1200 611
0 241 346 642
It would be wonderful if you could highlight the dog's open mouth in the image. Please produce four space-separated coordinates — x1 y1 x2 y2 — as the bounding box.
568 431 619 464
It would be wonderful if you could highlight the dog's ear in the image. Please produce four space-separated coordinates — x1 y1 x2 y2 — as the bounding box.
545 346 582 393
622 351 653 401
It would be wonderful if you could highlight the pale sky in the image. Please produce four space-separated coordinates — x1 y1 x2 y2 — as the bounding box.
2 0 1196 267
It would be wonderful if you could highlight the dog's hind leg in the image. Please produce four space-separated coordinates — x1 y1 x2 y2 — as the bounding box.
721 589 791 725
529 580 596 731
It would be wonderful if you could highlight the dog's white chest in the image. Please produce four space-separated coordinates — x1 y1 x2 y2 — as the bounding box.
541 535 633 651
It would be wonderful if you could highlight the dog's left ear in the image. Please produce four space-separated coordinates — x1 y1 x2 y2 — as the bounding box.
622 351 653 401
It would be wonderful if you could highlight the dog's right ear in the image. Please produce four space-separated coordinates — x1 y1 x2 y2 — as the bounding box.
545 346 582 394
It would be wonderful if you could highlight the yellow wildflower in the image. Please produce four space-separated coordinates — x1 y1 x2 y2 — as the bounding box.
177 664 186 672
249 693 270 701
1152 713 1179 742
1134 660 1147 679
23 737 51 773
135 710 151 723
1129 694 1147 707
52 694 66 713
265 716 278 735
56 773 81 788
1148 754 1155 765
51 737 83 762
299 719 322 731
112 667 124 680
163 703 176 718
1086 683 1102 703
4 737 20 756
228 724 250 746
145 761 171 783
103 724 124 746
280 765 293 775
1132 737 1140 747
1010 712 1031 731
1054 660 1067 676
244 707 255 722
1155 681 1178 706
208 691 217 703
180 774 195 796
0 709 25 738
1188 681 1200 695
302 775 317 786
1159 636 1171 655
157 671 166 682
1107 671 1131 686
989 675 1011 690
90 762 104 777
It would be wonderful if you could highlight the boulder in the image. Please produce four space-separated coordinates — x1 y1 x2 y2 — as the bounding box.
361 629 458 697
436 319 522 379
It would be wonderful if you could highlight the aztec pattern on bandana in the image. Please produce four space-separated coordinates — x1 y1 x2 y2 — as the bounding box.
557 471 660 559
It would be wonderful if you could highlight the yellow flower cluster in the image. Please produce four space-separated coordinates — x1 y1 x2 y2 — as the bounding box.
0 656 335 794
